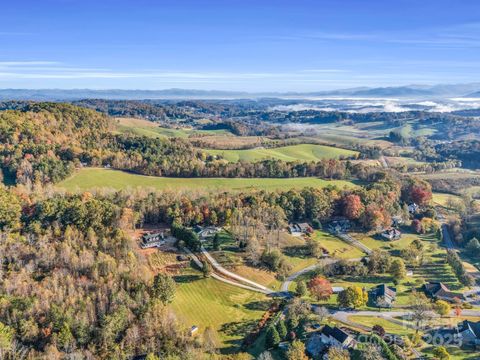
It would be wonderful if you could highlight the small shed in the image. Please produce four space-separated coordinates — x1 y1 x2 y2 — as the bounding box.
189 325 199 336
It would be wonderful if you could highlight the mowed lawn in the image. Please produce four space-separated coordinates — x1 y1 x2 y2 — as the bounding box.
312 230 364 259
347 315 414 336
171 272 267 350
58 168 356 192
205 144 358 163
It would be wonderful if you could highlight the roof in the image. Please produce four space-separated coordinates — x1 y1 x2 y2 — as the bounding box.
322 325 350 343
381 228 401 238
142 232 162 241
459 320 480 339
423 282 466 301
288 222 310 233
297 222 310 230
306 333 327 357
374 284 396 298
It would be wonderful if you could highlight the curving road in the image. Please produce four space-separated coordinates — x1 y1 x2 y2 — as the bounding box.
281 261 328 292
201 246 275 293
183 247 272 294
337 232 372 254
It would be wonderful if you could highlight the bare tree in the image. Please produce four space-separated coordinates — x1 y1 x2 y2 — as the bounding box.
408 291 433 333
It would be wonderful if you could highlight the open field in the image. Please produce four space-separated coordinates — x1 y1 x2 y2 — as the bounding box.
312 230 364 259
171 270 268 351
329 232 464 306
58 168 357 192
347 315 414 336
299 124 394 149
419 169 480 180
432 192 462 207
422 346 480 360
193 135 269 149
115 117 232 138
206 230 318 289
205 143 358 163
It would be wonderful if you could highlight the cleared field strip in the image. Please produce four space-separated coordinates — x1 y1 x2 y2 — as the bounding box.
115 117 232 138
205 144 358 162
171 274 267 348
58 168 357 192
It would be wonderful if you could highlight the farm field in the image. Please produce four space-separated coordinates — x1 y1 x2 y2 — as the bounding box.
58 168 357 192
299 124 394 149
432 192 462 207
171 270 268 351
205 143 358 163
115 117 232 138
419 169 480 180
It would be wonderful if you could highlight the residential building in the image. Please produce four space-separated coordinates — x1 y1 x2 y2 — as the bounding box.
380 228 402 241
140 232 166 249
370 284 396 308
306 325 356 358
408 203 419 214
457 320 480 348
422 282 466 303
288 222 312 235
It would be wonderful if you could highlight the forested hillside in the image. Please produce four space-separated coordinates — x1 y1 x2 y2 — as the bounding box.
0 103 364 186
0 103 111 184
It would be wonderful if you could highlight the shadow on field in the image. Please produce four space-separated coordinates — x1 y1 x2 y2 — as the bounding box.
244 300 271 311
173 274 201 283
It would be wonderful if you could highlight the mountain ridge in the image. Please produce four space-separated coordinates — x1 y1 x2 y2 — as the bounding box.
1 83 480 100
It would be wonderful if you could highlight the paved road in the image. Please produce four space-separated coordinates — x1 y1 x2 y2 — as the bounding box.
331 309 480 329
440 223 480 298
201 246 275 293
337 232 372 254
379 155 389 169
281 259 335 292
183 247 272 294
281 257 363 293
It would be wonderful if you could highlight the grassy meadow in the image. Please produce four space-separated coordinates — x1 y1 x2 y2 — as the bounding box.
171 270 268 351
58 168 357 192
115 117 232 138
312 230 364 259
205 143 358 163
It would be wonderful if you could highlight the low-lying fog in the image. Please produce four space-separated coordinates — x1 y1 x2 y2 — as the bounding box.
269 97 480 113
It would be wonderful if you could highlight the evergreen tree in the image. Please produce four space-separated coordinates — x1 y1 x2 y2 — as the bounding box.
295 281 308 297
265 326 281 349
151 273 176 305
276 319 288 339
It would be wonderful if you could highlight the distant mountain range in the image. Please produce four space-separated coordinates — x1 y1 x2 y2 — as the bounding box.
1 83 480 100
467 91 480 98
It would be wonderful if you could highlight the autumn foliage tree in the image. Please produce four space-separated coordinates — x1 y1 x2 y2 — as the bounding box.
361 204 391 230
410 185 432 206
342 194 364 220
308 276 333 301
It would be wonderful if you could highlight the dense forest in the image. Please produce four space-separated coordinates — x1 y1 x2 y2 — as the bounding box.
0 103 364 186
0 168 434 358
0 99 461 360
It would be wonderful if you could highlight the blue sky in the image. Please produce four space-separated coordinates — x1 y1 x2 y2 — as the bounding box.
1 0 479 91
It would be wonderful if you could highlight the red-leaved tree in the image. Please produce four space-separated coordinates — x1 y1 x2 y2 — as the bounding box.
410 185 432 206
342 194 364 220
308 276 333 301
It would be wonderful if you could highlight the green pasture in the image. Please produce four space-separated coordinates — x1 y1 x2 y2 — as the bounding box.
57 168 356 192
205 144 358 163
